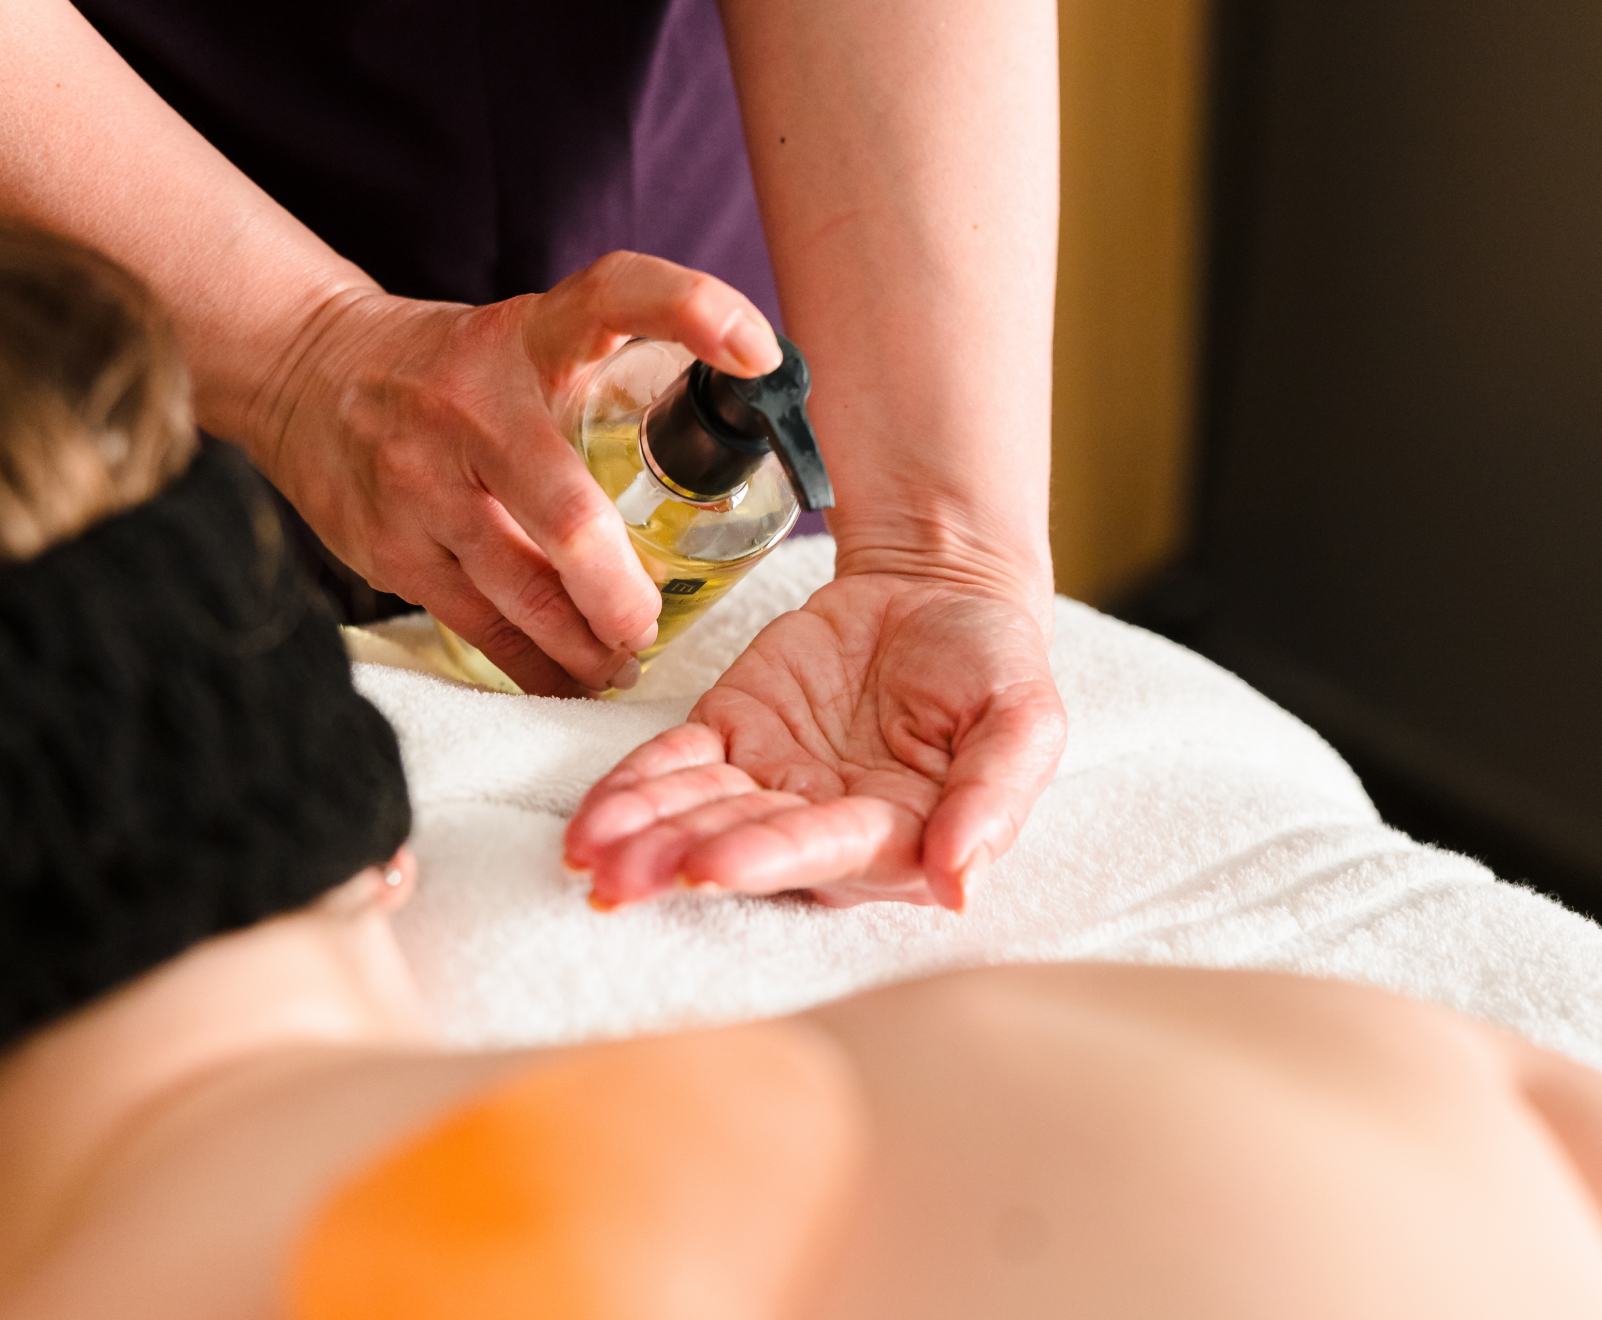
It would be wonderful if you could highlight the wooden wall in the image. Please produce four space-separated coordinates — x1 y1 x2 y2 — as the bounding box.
1050 0 1210 604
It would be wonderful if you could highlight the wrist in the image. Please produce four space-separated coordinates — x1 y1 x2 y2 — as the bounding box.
191 274 388 473
829 505 1055 631
788 334 1056 626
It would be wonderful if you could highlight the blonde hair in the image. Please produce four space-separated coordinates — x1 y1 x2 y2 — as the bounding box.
0 224 196 562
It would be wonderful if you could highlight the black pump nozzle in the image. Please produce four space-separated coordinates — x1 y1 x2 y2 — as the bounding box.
640 334 834 512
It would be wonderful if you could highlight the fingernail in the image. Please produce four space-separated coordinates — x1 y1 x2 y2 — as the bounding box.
935 847 988 914
561 855 592 879
959 852 991 901
587 891 618 913
676 873 722 893
609 657 642 691
721 311 782 376
624 623 658 654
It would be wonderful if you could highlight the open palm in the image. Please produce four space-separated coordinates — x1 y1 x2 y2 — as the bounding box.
565 574 1066 909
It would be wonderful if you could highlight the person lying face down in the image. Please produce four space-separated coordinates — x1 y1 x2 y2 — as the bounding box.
5 224 1602 1320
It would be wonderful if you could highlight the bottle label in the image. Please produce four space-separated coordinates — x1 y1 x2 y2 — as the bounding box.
661 578 705 596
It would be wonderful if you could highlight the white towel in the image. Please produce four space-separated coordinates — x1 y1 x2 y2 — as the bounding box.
352 536 1602 1068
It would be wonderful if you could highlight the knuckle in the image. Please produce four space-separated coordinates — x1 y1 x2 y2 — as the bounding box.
544 483 619 558
473 611 576 682
474 612 535 659
679 272 729 325
1030 695 1068 740
584 249 643 299
368 435 433 495
1031 699 1070 758
610 594 661 640
507 570 576 637
414 380 490 444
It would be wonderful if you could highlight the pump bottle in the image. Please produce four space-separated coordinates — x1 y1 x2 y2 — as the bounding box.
435 335 832 691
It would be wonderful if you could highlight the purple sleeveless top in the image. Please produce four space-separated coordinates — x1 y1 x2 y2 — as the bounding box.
76 0 781 325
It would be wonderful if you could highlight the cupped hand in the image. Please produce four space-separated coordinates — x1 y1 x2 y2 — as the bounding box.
251 252 783 696
564 574 1066 910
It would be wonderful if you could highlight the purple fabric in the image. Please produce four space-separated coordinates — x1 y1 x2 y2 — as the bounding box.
78 0 818 612
77 0 780 323
632 0 779 326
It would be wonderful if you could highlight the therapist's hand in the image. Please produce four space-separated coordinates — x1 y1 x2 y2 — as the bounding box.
251 252 782 696
564 573 1065 910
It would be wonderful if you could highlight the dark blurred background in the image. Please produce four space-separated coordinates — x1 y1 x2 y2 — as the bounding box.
1081 0 1601 916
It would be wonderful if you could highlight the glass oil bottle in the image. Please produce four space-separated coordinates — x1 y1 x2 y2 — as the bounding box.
434 334 832 690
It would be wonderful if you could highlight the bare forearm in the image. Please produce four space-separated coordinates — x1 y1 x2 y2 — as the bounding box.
720 0 1059 616
0 0 378 454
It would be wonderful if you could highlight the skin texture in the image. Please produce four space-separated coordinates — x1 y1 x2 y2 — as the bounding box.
569 0 1067 907
798 966 1602 1320
0 0 1066 904
253 259 783 696
2 882 1602 1320
568 579 1065 909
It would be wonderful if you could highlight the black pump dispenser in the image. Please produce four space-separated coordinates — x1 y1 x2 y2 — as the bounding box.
640 334 834 511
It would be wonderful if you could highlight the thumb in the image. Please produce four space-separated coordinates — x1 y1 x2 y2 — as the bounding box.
920 679 1066 911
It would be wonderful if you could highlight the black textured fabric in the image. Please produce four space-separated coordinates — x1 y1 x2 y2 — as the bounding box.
0 441 411 1049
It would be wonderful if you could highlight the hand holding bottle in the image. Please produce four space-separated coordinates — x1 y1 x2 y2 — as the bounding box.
251 252 783 696
564 572 1066 910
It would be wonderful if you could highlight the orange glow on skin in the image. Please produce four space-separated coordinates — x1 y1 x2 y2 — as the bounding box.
288 1023 865 1320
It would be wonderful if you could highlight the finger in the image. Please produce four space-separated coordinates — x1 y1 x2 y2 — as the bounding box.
439 489 639 690
531 251 783 380
680 795 926 899
565 724 731 866
469 415 663 655
920 679 1067 910
565 761 762 866
568 723 731 841
417 553 594 699
589 790 814 907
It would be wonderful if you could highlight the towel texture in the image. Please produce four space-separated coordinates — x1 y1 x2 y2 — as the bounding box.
352 537 1602 1067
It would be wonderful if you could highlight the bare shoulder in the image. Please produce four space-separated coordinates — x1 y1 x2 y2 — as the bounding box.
1 1046 529 1320
804 960 1598 1108
5 1021 866 1320
291 1021 865 1320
